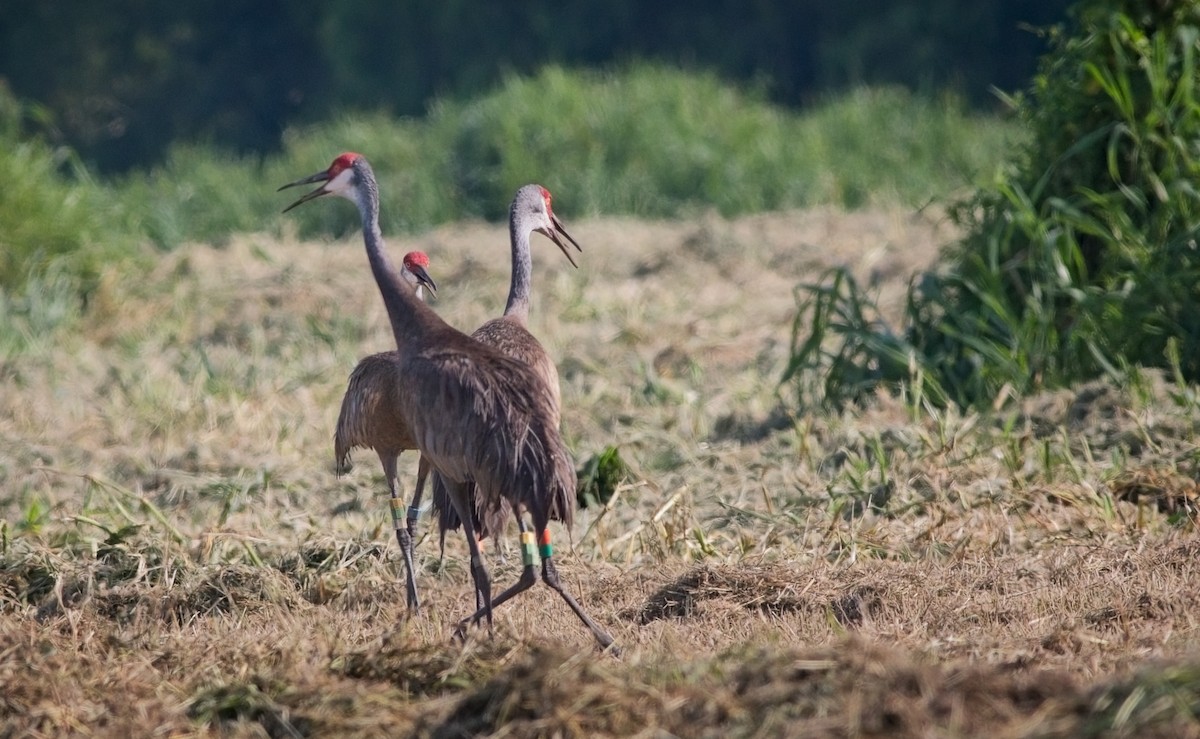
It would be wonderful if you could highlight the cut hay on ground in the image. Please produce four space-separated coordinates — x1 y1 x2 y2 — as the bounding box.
2 208 1199 736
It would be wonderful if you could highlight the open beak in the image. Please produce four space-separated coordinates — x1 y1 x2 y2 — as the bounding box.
278 170 332 212
541 213 583 268
410 264 438 297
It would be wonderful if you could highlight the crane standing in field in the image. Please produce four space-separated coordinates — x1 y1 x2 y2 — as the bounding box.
334 250 438 611
426 184 582 567
279 153 616 651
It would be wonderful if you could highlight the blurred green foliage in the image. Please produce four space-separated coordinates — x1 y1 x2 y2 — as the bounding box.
0 0 1066 173
0 65 1017 354
0 91 135 292
576 446 630 510
118 65 1019 250
785 0 1200 410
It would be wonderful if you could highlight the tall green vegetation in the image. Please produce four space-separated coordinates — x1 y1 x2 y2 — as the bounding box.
0 65 1017 352
0 90 137 355
0 90 133 291
785 0 1200 411
428 67 1014 219
121 65 1017 248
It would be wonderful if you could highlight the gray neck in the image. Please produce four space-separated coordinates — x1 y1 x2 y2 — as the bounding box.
352 167 427 350
503 206 533 323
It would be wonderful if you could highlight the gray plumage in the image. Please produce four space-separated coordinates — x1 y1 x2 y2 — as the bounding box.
335 352 416 476
332 251 436 611
279 154 614 651
334 252 436 479
430 183 581 553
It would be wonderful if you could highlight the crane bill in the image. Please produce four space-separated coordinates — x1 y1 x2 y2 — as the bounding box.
410 265 438 297
552 213 583 253
278 170 332 212
541 217 582 268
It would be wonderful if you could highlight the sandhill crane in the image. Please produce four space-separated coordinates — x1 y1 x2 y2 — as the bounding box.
279 153 616 651
427 184 582 561
334 250 437 611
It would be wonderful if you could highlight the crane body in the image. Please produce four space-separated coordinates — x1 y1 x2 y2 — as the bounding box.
333 252 434 611
428 184 581 566
280 155 615 651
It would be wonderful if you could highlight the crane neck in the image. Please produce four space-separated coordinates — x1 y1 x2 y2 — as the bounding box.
351 169 431 351
503 211 533 323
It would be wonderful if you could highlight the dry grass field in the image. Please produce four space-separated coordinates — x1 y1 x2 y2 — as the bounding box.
2 206 1199 737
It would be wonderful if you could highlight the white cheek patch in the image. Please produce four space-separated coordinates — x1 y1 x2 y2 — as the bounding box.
326 167 356 195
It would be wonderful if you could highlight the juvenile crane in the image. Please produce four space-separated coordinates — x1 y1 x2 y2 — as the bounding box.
279 153 615 651
334 250 437 611
428 184 582 561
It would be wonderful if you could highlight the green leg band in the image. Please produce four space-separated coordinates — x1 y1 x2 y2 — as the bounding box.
520 532 537 566
539 543 553 559
389 498 404 529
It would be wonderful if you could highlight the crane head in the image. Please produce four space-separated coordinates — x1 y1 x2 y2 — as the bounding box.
516 184 583 268
401 251 438 298
278 152 363 212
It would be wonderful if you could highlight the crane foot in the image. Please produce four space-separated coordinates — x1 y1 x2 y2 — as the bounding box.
541 557 618 653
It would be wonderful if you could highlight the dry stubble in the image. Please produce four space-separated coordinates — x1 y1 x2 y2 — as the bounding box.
1 207 1198 737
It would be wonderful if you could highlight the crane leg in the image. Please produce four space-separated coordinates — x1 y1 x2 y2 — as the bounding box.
382 453 420 612
537 525 618 654
442 478 493 630
407 457 430 551
454 516 537 641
